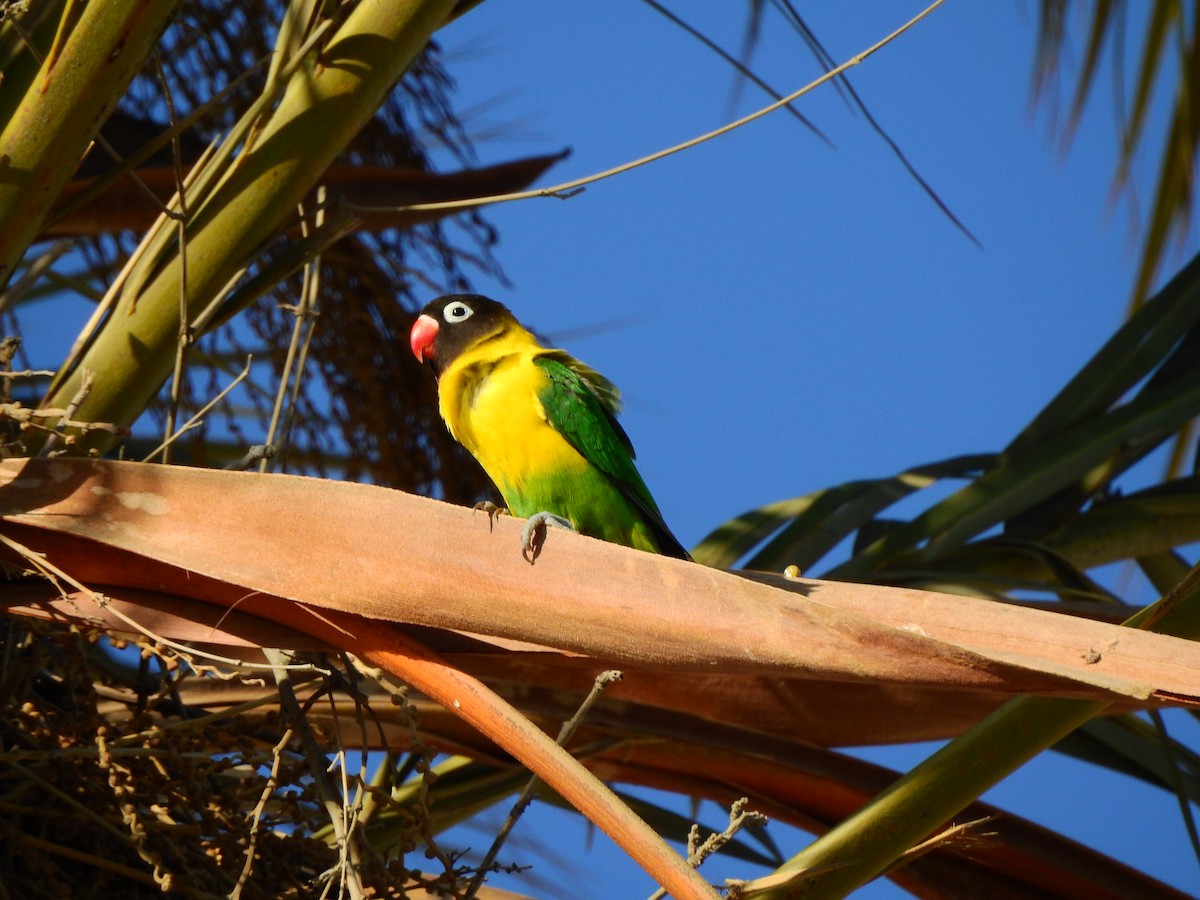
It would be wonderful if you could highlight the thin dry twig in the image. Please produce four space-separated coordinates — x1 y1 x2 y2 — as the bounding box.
260 189 325 474
5 400 120 436
0 369 56 379
344 657 468 885
223 442 275 470
158 50 193 466
141 354 252 462
265 648 368 900
0 531 325 674
464 669 623 899
106 692 277 748
36 369 103 455
230 725 296 899
689 799 769 868
648 799 768 900
890 816 1000 868
344 0 947 218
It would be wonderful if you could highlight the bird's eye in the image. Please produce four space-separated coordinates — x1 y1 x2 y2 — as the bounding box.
443 301 474 323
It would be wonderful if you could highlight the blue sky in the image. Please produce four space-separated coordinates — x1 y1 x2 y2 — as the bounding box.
430 2 1199 897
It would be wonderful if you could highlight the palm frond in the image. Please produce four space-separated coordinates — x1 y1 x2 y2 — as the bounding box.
1033 1 1199 307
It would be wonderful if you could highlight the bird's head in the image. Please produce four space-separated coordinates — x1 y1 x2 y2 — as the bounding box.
410 294 518 376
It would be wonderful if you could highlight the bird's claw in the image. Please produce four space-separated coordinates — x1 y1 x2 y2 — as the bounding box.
521 512 575 564
474 501 510 532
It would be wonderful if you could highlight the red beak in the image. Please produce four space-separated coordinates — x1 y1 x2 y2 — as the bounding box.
410 314 439 362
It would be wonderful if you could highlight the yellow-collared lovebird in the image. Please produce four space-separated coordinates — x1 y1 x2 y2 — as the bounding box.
409 294 690 562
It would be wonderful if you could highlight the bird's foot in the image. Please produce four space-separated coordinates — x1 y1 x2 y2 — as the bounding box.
474 501 510 532
521 512 576 564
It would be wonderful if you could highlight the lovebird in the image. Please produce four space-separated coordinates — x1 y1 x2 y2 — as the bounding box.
409 294 691 563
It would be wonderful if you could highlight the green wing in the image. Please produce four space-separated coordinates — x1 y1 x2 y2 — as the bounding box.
533 352 690 559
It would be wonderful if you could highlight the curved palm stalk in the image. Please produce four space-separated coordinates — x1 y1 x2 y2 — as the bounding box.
0 0 181 286
286 614 719 900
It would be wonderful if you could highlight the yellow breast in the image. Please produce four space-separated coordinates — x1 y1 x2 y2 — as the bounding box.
438 338 587 501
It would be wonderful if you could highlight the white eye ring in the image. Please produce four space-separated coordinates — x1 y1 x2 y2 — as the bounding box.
443 301 474 323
